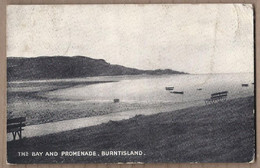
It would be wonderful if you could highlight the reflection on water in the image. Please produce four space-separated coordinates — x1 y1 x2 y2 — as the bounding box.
43 73 254 103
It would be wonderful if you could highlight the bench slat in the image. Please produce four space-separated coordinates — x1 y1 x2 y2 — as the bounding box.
7 123 26 130
211 91 228 97
7 128 24 133
7 117 26 124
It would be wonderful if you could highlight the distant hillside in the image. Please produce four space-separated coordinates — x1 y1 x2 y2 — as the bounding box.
7 56 187 81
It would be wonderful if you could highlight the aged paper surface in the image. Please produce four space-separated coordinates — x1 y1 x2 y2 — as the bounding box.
6 4 255 164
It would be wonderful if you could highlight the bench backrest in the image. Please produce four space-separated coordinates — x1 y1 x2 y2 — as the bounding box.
7 117 26 130
211 91 228 98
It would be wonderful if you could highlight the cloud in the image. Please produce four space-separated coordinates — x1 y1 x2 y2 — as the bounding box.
7 4 253 74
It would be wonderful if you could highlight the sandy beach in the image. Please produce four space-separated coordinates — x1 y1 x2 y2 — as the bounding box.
8 80 150 125
7 79 204 126
7 96 255 163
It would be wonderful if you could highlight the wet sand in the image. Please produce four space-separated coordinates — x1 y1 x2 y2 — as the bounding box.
8 80 203 126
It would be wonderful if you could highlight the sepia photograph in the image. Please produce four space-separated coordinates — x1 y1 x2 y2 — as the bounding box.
6 4 255 163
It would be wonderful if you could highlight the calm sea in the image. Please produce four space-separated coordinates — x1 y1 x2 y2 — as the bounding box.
43 73 254 103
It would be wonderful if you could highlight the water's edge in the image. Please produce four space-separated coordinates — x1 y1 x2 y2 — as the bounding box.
8 100 205 141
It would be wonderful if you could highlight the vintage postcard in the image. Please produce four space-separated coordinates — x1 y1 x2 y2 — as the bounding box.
7 4 255 163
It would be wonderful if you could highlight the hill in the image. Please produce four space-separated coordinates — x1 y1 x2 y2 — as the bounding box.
7 56 187 81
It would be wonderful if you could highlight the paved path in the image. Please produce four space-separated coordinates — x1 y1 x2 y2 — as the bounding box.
7 100 204 141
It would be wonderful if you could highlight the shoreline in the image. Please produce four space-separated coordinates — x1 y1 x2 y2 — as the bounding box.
7 96 255 163
7 99 205 140
7 80 117 100
7 73 254 126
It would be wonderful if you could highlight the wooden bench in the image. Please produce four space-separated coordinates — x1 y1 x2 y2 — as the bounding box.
205 91 228 105
7 117 26 141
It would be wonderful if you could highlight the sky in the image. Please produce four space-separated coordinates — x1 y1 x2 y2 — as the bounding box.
7 4 254 74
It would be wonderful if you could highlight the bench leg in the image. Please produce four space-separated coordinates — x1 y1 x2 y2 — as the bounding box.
12 132 17 141
17 131 21 140
18 129 22 140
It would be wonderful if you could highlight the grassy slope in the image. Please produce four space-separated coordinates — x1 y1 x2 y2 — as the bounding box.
7 96 255 163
